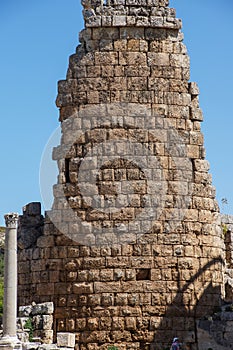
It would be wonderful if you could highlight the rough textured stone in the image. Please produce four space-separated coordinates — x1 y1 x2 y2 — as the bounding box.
17 302 54 345
56 333 75 348
17 1 229 349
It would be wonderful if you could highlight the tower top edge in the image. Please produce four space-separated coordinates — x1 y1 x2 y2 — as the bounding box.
81 0 182 29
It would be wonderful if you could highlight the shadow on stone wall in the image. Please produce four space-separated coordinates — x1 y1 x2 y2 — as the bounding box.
150 257 225 350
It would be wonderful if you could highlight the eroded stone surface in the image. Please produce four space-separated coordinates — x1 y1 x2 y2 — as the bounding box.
17 0 226 349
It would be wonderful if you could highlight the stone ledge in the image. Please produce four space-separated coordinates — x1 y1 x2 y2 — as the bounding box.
86 15 182 29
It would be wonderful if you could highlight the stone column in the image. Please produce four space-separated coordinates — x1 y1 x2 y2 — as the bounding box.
0 213 21 348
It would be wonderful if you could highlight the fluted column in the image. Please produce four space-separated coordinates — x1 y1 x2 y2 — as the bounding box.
0 213 20 347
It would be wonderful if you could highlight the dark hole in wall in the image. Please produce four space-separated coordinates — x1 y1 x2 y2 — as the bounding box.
136 268 151 280
225 281 233 303
65 158 70 183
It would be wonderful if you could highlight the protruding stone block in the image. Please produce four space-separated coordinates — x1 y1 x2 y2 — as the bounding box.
23 203 41 216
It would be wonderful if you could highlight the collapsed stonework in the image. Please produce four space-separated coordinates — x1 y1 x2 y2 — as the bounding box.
17 302 54 344
17 0 229 349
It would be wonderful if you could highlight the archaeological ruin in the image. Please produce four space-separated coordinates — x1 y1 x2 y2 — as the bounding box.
13 0 233 349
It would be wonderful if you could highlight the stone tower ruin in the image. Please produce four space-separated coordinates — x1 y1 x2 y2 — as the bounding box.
17 0 226 349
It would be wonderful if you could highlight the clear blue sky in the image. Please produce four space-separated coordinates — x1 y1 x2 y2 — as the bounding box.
0 0 233 226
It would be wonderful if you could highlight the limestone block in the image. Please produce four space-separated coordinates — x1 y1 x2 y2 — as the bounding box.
119 52 147 65
189 82 199 95
199 210 214 223
126 38 139 51
167 67 183 79
75 318 86 331
56 93 73 107
18 261 30 274
34 330 53 344
113 15 127 26
190 131 204 145
101 293 114 306
53 283 70 296
18 305 33 317
76 270 88 282
88 270 100 281
23 202 41 216
170 79 189 92
79 330 111 343
100 269 114 281
31 260 46 272
111 330 132 342
128 77 147 90
87 39 101 52
37 236 54 248
106 257 130 267
87 318 99 331
170 54 190 69
73 66 87 79
88 294 101 306
126 16 137 26
181 68 190 80
193 159 210 172
78 28 91 42
31 302 54 316
73 282 94 294
99 317 112 330
32 315 53 330
93 28 119 40
150 16 164 27
57 333 75 348
190 107 203 121
194 171 212 185
148 77 169 91
125 317 136 330
135 16 150 26
147 0 168 5
164 18 182 29
126 0 146 5
82 257 105 269
125 269 136 281
95 52 118 65
102 16 112 26
115 293 128 306
147 52 170 66
94 281 121 293
109 77 128 90
187 144 200 158
85 16 101 27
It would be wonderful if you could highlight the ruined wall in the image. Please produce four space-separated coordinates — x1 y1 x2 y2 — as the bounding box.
18 1 226 349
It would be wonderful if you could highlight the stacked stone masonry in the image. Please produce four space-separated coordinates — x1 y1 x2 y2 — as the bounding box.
17 1 227 349
18 302 54 344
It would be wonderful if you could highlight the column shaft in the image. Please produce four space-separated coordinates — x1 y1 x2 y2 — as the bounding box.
1 213 19 343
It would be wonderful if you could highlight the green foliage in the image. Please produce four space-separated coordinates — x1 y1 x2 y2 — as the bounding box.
108 347 119 350
222 224 228 236
0 254 4 278
24 318 34 342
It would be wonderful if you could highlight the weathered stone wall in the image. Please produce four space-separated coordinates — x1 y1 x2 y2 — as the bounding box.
18 302 54 344
17 1 226 349
197 303 233 350
221 214 233 304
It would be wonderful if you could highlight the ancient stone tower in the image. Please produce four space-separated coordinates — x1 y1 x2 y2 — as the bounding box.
17 0 226 349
